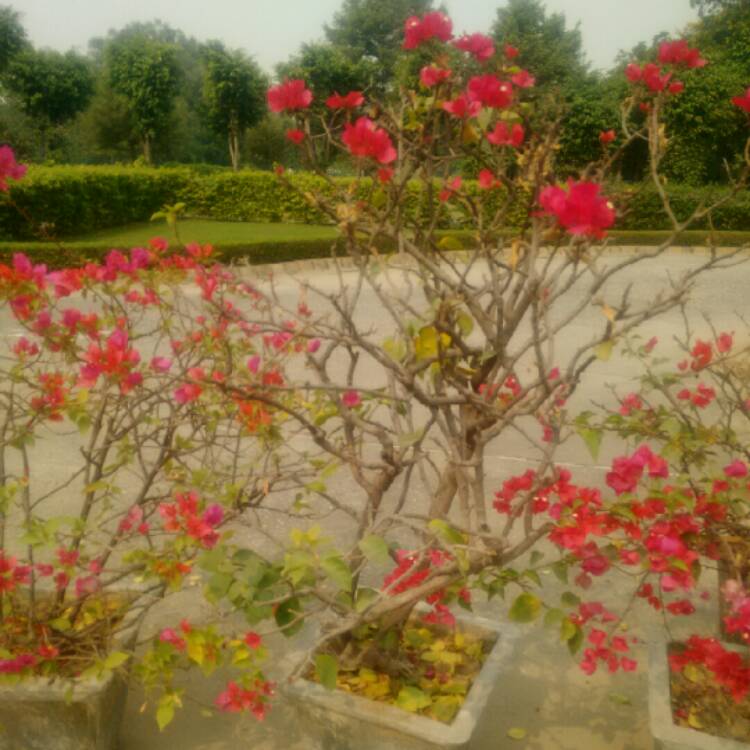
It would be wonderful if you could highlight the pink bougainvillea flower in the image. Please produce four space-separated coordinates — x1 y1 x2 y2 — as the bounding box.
403 11 453 49
487 121 524 147
478 169 501 190
511 70 535 88
174 383 202 404
341 390 362 408
724 460 748 478
467 74 513 109
606 444 668 495
419 65 451 87
286 129 305 144
342 117 397 164
717 331 734 353
619 393 643 416
453 33 495 62
150 356 172 372
442 94 481 119
325 90 365 109
658 40 707 69
202 504 224 527
733 87 750 113
267 79 313 113
599 129 616 144
539 180 615 239
0 146 27 192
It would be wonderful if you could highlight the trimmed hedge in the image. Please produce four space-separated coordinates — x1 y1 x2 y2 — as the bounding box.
0 166 193 241
2 166 750 244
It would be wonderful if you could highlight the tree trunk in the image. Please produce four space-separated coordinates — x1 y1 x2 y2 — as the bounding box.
229 130 240 172
142 134 152 165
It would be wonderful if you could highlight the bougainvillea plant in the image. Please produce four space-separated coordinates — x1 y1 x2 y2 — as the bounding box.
0 165 329 726
235 14 750 726
2 12 750 738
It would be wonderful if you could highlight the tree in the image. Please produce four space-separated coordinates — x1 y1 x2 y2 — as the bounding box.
3 49 93 159
106 33 180 164
492 0 588 89
0 5 27 75
202 42 267 171
324 0 434 91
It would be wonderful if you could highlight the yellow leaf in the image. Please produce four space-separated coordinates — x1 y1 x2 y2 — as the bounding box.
687 710 703 730
508 727 527 740
602 304 616 323
595 340 614 361
187 641 204 666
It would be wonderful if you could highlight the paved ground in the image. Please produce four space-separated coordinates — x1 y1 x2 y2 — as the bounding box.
2 248 745 749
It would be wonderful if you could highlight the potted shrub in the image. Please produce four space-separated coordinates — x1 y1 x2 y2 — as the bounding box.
0 155 317 746
181 16 749 748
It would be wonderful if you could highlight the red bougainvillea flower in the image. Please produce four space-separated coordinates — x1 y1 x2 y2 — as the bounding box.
642 63 671 92
453 33 495 62
733 87 750 113
668 81 685 95
467 74 513 109
325 90 364 109
403 11 453 49
717 331 733 353
342 117 397 164
0 146 27 192
619 393 643 416
487 121 525 147
442 94 481 119
267 79 313 113
439 176 462 202
599 129 616 144
504 44 519 59
625 63 643 83
539 180 616 239
606 445 668 495
286 129 305 144
419 65 451 87
377 167 393 184
478 169 501 190
244 631 262 649
658 40 707 69
511 70 535 88
690 338 713 370
341 389 362 408
215 681 271 718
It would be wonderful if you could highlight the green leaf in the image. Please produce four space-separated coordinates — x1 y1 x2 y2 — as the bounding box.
560 617 578 643
437 235 464 251
358 535 391 566
103 651 130 669
156 697 175 731
428 519 465 545
508 593 542 623
551 561 569 584
577 427 603 461
354 587 379 613
560 591 581 608
543 608 564 628
507 727 528 740
395 686 432 712
595 340 614 361
321 556 353 591
608 692 632 706
315 654 338 691
567 625 584 655
275 597 304 637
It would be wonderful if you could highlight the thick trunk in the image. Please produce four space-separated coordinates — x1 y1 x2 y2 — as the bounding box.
142 134 152 165
229 130 240 172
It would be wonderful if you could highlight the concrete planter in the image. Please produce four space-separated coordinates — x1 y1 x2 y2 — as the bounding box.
282 610 518 750
0 600 139 750
648 639 749 750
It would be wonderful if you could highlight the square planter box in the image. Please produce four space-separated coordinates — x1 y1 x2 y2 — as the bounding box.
282 610 518 750
0 598 139 750
648 639 749 750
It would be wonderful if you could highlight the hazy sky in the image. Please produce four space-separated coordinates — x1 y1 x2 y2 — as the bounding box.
9 0 699 74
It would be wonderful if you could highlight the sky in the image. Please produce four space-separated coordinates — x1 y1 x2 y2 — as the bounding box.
9 0 699 74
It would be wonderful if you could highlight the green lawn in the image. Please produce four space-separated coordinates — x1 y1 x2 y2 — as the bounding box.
71 220 338 245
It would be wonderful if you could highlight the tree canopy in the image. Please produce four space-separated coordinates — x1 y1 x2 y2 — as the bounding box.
0 5 27 75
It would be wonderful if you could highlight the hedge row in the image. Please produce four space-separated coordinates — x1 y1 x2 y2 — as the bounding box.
2 230 747 271
2 166 750 242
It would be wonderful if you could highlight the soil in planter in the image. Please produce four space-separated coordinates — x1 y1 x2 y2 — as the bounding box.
305 613 492 724
0 592 129 678
669 648 750 742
